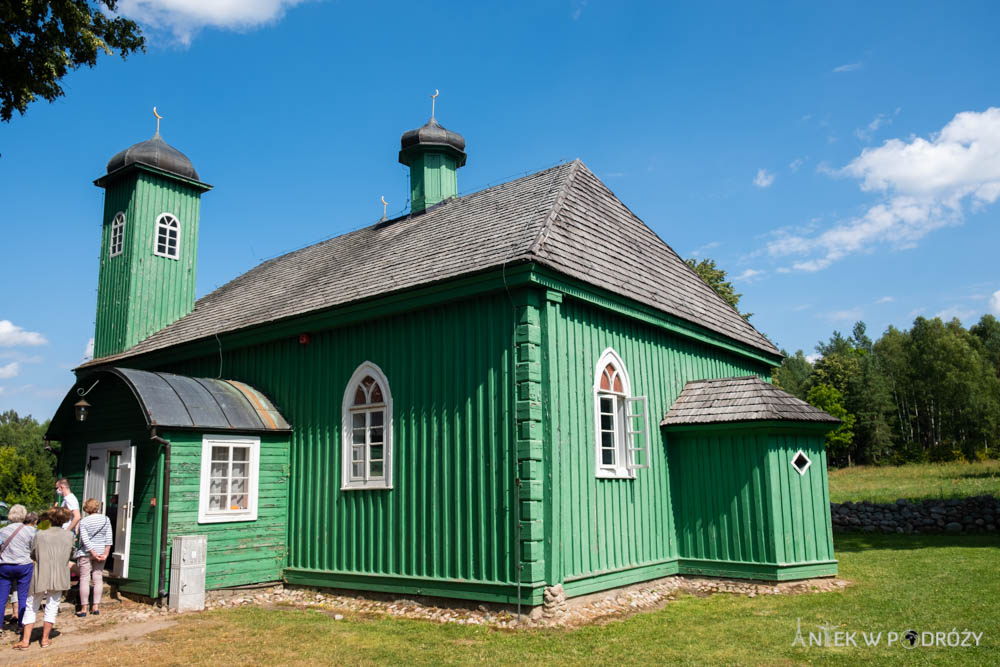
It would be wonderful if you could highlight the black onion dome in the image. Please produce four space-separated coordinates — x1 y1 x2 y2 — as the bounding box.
399 117 467 167
106 133 199 180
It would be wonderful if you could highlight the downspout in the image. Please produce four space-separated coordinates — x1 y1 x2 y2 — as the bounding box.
151 428 171 599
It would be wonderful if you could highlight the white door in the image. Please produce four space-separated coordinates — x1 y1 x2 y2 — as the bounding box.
84 441 136 578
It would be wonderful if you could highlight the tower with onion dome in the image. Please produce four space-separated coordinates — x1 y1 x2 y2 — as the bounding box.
92 112 211 357
399 92 467 213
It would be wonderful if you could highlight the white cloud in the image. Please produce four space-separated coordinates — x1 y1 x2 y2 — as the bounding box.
935 306 976 322
990 290 1000 316
833 62 863 73
116 0 308 44
805 353 821 364
875 296 894 304
83 338 95 362
689 241 721 258
733 268 764 282
789 158 805 172
822 308 863 321
855 113 893 141
768 108 1000 271
0 320 47 347
753 168 775 188
0 362 20 379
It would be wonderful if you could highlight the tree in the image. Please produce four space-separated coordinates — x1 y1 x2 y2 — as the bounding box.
971 314 1000 378
684 258 751 319
0 410 57 509
806 384 855 465
1 1 145 123
772 349 812 399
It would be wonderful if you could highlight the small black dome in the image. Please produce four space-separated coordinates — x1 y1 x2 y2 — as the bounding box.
399 117 467 167
106 134 199 181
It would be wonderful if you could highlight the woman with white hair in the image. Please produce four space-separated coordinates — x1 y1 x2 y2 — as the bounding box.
0 505 35 632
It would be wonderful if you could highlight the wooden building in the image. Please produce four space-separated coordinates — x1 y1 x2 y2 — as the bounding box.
47 110 839 607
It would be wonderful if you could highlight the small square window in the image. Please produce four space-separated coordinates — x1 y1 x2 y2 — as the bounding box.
791 449 812 476
199 436 259 523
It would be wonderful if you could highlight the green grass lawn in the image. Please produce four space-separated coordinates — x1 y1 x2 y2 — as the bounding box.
827 459 1000 504
50 532 999 666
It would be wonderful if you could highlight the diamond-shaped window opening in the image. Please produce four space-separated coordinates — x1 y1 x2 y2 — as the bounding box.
791 449 812 476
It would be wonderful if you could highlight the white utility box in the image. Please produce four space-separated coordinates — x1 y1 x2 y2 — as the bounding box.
168 534 207 612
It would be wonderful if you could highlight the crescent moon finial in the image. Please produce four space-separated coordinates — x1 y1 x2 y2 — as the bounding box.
381 195 388 220
153 106 163 135
430 89 439 119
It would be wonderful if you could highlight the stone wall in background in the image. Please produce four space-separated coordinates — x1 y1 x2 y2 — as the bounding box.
830 496 999 534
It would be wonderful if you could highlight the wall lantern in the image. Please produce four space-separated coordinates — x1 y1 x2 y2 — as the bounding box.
74 398 91 422
74 379 100 423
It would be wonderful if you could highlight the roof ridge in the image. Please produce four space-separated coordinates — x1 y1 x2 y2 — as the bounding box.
526 159 583 257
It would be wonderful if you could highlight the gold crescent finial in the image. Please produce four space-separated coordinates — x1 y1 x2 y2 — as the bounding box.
153 106 163 135
430 89 439 119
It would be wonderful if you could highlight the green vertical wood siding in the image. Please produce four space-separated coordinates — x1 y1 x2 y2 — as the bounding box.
668 428 836 579
95 171 201 357
408 151 459 212
160 431 289 590
542 295 770 586
164 293 523 600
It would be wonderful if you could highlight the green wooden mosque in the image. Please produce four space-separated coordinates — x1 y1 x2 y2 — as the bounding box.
47 104 839 607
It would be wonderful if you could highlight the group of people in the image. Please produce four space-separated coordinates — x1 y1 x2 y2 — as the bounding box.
0 479 113 649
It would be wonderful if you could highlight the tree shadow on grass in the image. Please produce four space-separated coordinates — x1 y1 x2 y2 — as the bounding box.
833 532 1000 553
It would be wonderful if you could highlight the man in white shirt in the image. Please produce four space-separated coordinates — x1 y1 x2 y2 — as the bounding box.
55 478 81 532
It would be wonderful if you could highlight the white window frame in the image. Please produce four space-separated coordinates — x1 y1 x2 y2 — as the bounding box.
110 211 126 257
198 434 260 524
593 348 650 479
341 361 393 491
153 212 181 260
791 449 812 476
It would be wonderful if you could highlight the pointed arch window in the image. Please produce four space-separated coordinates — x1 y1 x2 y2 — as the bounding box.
153 213 180 259
342 362 393 490
593 348 650 479
110 212 126 257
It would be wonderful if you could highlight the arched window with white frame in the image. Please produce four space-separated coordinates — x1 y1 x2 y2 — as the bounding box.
342 362 393 490
110 212 126 257
153 213 180 259
593 348 650 478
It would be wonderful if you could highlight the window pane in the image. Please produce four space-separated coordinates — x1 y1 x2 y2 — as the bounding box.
600 414 613 430
212 446 229 462
600 397 614 412
370 410 383 427
362 376 374 390
209 494 225 511
601 432 615 448
352 413 365 429
229 494 247 510
613 375 624 393
210 477 228 495
232 447 248 462
370 427 383 444
352 429 365 445
370 445 383 461
352 462 364 479
210 460 227 479
354 386 366 406
370 383 383 403
370 461 383 478
602 449 615 465
352 445 364 463
231 477 246 494
231 463 247 479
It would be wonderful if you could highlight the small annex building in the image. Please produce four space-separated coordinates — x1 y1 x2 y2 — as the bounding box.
47 106 840 607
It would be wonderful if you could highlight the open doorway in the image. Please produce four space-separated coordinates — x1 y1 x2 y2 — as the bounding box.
84 441 136 578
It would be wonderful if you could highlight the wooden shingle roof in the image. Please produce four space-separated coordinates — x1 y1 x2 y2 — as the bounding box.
83 160 778 367
660 376 840 426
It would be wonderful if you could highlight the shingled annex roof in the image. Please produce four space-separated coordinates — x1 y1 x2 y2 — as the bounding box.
82 160 778 368
660 376 840 426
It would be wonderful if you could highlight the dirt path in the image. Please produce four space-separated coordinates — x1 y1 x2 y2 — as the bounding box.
0 617 176 665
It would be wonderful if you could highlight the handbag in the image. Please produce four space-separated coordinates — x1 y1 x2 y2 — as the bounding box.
0 524 25 556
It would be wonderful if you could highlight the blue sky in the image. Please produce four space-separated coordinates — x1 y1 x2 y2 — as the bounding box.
2 1 1000 419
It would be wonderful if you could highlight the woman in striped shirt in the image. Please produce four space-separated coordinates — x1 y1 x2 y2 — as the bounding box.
75 499 113 617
